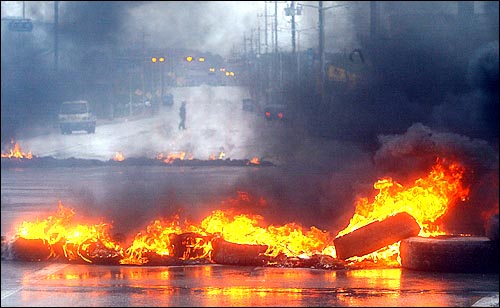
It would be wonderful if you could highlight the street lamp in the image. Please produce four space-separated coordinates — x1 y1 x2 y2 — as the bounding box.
151 56 167 113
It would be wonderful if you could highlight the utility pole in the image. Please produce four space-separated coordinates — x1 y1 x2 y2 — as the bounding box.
274 1 279 92
243 33 247 56
264 2 268 54
291 1 296 54
318 1 325 102
54 1 58 72
257 26 261 55
274 1 278 54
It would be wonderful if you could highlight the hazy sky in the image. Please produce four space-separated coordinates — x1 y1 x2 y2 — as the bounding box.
0 1 363 56
1 1 297 56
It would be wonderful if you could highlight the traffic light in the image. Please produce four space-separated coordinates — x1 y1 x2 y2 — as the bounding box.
185 56 193 62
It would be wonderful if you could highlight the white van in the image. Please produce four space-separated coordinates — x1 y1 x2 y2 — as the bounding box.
58 100 96 134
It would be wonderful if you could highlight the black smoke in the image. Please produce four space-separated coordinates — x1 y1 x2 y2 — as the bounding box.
242 2 499 234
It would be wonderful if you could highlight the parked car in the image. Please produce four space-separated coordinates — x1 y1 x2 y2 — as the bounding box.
242 98 256 112
263 104 286 121
58 100 96 134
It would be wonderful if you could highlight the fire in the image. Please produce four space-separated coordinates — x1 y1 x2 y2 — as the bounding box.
156 151 193 164
117 209 332 265
10 199 332 265
248 157 260 165
14 201 123 263
198 210 330 258
331 157 469 264
1 140 33 159
113 151 125 162
209 151 226 160
7 157 470 267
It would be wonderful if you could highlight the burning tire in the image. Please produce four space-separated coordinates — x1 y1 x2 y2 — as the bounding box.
400 236 498 273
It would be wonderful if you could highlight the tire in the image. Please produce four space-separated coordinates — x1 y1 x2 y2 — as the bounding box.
400 236 498 273
88 124 96 134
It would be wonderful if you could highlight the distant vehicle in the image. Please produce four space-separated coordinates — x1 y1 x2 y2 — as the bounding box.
163 93 174 107
263 104 286 121
242 98 255 112
58 100 96 134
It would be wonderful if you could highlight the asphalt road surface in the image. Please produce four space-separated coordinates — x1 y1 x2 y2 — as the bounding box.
2 85 498 306
1 261 498 307
1 166 499 307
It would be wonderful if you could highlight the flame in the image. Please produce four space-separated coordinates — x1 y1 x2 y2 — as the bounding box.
15 201 123 263
1 140 33 159
248 157 260 165
8 158 470 267
113 151 125 162
209 151 226 160
156 151 193 164
199 210 330 258
330 157 469 264
121 209 331 265
11 198 331 265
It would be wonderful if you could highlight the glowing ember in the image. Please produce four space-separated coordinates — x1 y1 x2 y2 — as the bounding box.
113 151 125 162
1 140 33 159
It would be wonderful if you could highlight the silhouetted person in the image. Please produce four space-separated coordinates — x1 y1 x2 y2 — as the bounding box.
178 101 186 130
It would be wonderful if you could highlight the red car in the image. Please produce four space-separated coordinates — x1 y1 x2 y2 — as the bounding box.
264 104 286 121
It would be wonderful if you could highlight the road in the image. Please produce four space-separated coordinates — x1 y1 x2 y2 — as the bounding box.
1 260 498 307
1 85 498 306
9 85 281 162
1 166 499 307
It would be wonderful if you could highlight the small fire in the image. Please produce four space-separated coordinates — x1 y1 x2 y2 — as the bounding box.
156 151 193 164
209 151 226 160
113 151 125 162
248 157 260 165
1 140 33 159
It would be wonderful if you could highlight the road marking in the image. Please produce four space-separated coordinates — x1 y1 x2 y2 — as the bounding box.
1 263 69 300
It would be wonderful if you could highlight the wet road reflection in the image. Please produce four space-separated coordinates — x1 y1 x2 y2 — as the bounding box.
1 261 498 307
